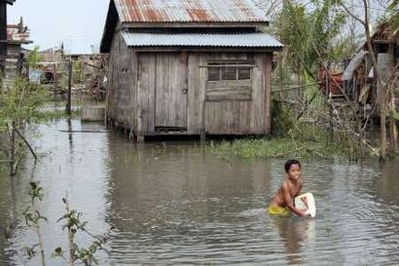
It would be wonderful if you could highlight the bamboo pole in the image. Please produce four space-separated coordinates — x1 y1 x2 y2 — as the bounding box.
66 58 72 115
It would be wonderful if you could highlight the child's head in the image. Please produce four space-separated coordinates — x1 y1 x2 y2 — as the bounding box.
284 159 301 179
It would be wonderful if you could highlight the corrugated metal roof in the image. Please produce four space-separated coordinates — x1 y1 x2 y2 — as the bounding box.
114 0 269 23
121 32 283 48
343 51 369 81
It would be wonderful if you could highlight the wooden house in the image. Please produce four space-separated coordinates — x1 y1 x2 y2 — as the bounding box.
100 0 283 141
365 22 399 110
318 22 399 119
4 17 32 87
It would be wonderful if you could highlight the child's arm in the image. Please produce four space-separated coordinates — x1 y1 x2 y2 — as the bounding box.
282 182 307 217
294 181 303 197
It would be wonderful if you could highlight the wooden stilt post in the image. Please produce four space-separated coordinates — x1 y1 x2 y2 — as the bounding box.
0 1 8 78
66 58 72 115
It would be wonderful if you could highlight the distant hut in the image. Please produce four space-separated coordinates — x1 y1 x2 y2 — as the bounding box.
364 22 399 110
100 0 283 141
62 38 99 86
4 17 32 87
319 21 399 118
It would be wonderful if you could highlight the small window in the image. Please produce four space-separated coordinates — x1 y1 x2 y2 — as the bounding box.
208 67 220 81
238 68 251 80
222 67 236 80
207 61 252 81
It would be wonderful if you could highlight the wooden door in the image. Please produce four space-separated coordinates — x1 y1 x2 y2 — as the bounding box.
155 53 188 129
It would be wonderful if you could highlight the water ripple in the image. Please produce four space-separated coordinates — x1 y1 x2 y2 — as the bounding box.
1 120 399 265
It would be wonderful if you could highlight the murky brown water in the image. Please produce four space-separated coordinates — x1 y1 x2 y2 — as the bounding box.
1 119 399 265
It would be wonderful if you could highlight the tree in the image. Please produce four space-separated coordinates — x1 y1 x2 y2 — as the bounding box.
0 78 44 175
269 0 390 159
275 0 345 82
341 0 399 159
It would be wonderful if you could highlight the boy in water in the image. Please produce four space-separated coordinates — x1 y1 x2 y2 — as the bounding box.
268 159 309 217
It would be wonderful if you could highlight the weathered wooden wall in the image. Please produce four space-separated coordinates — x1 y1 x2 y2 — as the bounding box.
107 44 274 138
107 27 137 132
136 53 155 136
202 53 272 135
136 52 189 136
3 44 22 88
132 51 273 136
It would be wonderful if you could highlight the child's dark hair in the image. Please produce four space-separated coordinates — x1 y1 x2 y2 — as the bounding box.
284 159 301 173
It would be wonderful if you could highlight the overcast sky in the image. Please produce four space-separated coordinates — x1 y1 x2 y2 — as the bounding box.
8 0 110 50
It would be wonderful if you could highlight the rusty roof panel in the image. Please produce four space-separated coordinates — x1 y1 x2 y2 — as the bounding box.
7 18 32 44
121 32 283 48
114 0 270 23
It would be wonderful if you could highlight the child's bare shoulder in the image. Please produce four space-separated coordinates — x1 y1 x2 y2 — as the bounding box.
281 179 290 190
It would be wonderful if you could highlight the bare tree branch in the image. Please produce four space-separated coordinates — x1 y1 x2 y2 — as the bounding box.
341 3 366 26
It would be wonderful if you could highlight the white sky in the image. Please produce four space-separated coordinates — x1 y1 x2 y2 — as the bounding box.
8 0 110 50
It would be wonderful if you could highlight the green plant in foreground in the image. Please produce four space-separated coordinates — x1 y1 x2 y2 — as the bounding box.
23 181 47 266
22 182 112 266
53 196 112 266
0 77 48 175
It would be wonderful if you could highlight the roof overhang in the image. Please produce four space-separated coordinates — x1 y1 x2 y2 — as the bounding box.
1 39 33 45
121 32 283 50
121 21 269 29
3 0 16 5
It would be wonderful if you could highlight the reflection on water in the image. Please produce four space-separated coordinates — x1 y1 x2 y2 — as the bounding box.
0 119 399 265
270 217 315 265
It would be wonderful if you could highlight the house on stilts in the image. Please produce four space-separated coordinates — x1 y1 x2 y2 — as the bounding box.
100 0 283 142
318 21 399 120
3 17 32 88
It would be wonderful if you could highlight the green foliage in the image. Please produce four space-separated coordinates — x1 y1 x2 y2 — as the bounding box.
28 181 44 203
274 0 346 79
23 183 111 266
208 131 345 161
53 196 111 266
0 77 78 128
389 107 399 121
27 46 42 69
23 181 47 266
271 99 294 136
387 0 399 31
23 244 40 260
73 60 84 84
302 81 329 112
0 77 47 130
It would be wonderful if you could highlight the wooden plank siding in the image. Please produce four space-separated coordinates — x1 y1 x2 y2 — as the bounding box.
3 44 22 87
155 53 188 128
264 53 273 133
107 29 137 131
187 53 206 134
203 53 270 135
107 49 274 138
136 53 156 136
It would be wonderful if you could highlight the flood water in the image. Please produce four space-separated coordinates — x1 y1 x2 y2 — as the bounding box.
1 119 399 265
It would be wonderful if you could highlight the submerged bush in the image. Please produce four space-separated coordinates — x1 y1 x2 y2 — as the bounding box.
209 134 345 161
271 99 294 137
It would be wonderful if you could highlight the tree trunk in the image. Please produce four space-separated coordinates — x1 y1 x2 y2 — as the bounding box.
380 86 387 160
9 121 16 176
388 41 397 157
389 94 397 157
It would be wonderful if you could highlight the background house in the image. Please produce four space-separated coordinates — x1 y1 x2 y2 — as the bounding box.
100 0 283 141
4 17 31 87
